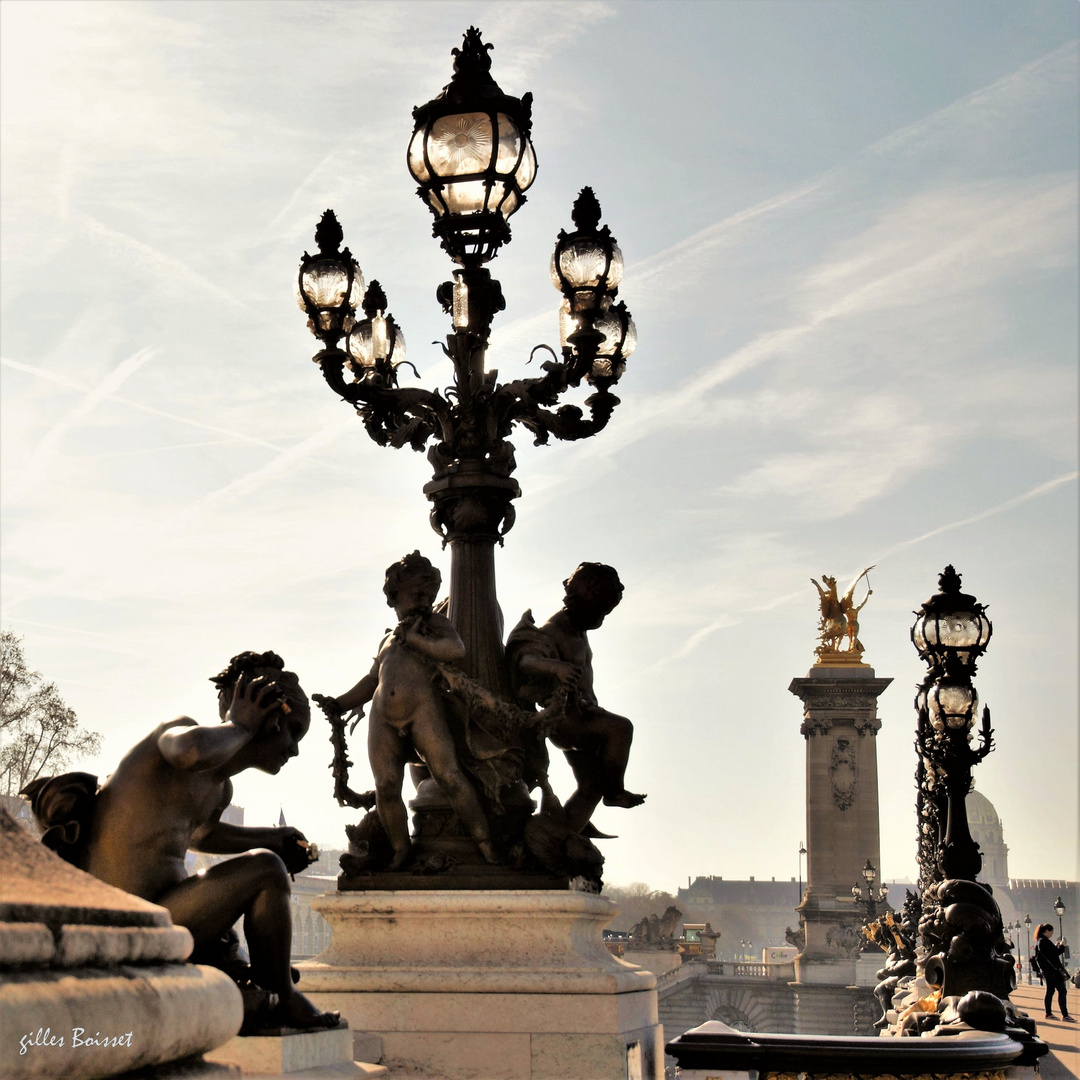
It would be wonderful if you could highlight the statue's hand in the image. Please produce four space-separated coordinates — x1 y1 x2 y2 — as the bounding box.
548 659 582 687
226 674 281 735
273 826 315 875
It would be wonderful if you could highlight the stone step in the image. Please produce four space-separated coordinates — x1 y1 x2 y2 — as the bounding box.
205 1025 386 1077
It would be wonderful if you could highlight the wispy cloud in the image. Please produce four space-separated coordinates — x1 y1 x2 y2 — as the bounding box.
171 416 359 522
3 348 155 506
77 214 252 312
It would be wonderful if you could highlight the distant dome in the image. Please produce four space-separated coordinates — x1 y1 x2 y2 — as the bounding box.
966 787 1000 827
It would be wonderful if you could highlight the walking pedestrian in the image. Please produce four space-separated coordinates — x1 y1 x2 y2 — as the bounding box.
1035 922 1074 1021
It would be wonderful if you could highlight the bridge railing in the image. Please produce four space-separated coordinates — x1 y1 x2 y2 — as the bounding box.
705 959 796 980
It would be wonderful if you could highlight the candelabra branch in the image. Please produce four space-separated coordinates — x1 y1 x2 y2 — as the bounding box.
495 362 620 446
315 348 451 452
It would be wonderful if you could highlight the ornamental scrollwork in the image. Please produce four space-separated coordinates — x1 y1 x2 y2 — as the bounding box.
829 737 858 810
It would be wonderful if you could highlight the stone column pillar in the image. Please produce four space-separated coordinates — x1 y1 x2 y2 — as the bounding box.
788 657 891 1023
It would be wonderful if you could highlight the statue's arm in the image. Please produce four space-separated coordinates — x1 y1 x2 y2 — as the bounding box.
192 820 312 874
191 820 283 854
517 650 580 683
158 675 279 771
336 660 380 713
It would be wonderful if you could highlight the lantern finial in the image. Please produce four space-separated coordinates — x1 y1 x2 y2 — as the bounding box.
572 188 603 233
314 209 344 255
363 279 388 318
452 27 494 78
938 565 962 595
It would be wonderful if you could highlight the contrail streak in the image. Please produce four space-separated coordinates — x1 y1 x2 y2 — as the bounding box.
2 356 284 451
869 471 1078 563
641 471 1078 676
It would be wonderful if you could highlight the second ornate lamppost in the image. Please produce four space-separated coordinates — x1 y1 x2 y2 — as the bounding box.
911 565 993 888
296 28 636 696
909 566 1016 1003
852 858 889 921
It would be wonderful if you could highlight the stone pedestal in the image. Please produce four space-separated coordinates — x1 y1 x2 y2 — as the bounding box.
789 662 891 1025
0 809 243 1080
623 951 681 977
297 890 662 1080
854 951 882 987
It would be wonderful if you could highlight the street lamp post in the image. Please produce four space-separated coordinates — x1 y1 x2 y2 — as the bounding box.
1025 914 1033 983
911 566 994 887
852 858 889 948
298 28 636 695
1054 897 1065 940
1010 921 1023 978
797 841 806 905
910 567 1014 1002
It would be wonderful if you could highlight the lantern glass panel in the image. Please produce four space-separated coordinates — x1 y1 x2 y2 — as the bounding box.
595 306 625 357
495 114 523 174
500 187 519 219
408 129 430 183
301 260 350 309
442 179 490 216
556 238 610 289
428 113 493 178
929 683 977 728
592 358 613 378
371 314 389 361
607 244 624 289
348 323 375 369
929 612 984 648
515 140 537 190
912 621 928 652
621 315 638 358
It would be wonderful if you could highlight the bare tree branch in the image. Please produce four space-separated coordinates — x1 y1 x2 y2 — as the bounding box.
0 631 102 796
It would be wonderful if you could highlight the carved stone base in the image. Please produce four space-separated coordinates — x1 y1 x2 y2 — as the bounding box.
297 890 662 1079
339 779 578 892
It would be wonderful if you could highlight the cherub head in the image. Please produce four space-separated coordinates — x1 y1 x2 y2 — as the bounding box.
210 650 310 773
384 551 442 619
563 562 623 630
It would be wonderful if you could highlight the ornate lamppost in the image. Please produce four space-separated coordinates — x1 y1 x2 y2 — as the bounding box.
1025 914 1033 983
852 858 889 921
909 566 1016 1004
296 28 635 696
797 840 806 905
911 565 993 887
1054 897 1065 940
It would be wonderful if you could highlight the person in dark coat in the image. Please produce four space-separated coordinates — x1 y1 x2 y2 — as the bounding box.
1035 922 1074 1021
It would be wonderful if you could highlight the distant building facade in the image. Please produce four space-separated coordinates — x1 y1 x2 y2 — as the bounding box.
676 875 913 959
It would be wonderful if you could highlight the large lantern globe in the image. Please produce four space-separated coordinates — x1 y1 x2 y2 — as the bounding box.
551 187 624 317
911 565 992 674
409 27 537 266
346 280 406 385
296 209 364 348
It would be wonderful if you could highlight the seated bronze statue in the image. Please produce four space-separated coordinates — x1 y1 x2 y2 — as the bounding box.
23 650 338 1034
507 562 646 836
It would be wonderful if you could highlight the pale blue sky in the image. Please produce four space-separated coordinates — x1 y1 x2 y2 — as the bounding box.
2 0 1077 890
